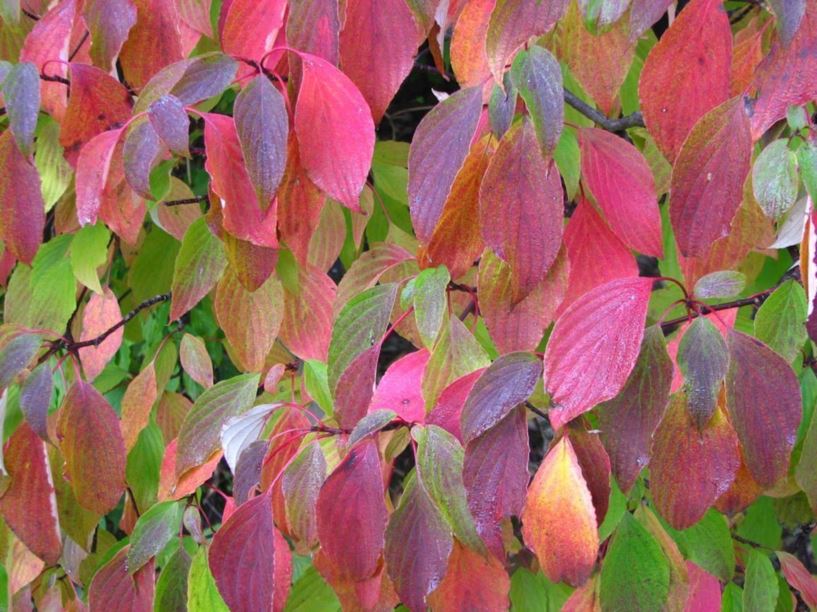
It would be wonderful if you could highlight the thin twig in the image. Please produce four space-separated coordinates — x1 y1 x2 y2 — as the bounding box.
525 401 550 422
163 195 208 207
68 30 89 62
21 8 39 20
564 89 645 132
39 73 71 87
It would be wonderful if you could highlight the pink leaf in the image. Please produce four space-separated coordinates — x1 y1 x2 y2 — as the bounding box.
76 128 123 226
219 0 286 62
286 0 340 64
147 94 190 157
78 288 124 381
777 551 817 609
0 130 45 264
369 349 430 423
544 277 653 429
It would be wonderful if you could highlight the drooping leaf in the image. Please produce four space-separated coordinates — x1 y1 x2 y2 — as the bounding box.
677 317 729 428
3 61 40 155
479 118 563 301
0 326 40 390
170 217 227 321
408 266 450 349
567 425 612 526
175 373 260 478
510 45 563 156
338 0 424 122
295 52 375 211
147 94 190 158
0 423 61 564
544 276 653 429
460 351 541 443
521 436 599 586
121 360 159 451
70 223 110 295
219 0 286 63
769 0 807 45
154 546 192 612
649 394 740 529
209 493 292 612
122 119 163 200
725 330 802 488
282 441 326 549
669 96 753 257
777 551 817 608
408 86 484 243
220 403 278 473
57 380 127 515
189 547 229 611
488 73 517 139
450 0 495 87
579 127 663 257
234 76 289 209
754 280 807 364
0 130 45 264
119 0 185 89
83 0 137 70
638 0 732 161
753 139 799 220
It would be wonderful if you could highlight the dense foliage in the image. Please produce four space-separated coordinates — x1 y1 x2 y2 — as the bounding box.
0 0 815 609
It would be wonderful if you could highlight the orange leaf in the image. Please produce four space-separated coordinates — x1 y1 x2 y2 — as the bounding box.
427 540 510 609
121 360 158 451
78 287 123 381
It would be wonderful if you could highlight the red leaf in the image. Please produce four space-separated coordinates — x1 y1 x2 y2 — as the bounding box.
294 52 375 211
119 0 184 89
279 263 335 361
0 130 45 264
669 96 753 257
777 551 817 609
78 288 124 381
179 334 213 389
76 128 124 226
560 198 637 315
83 0 137 70
147 94 189 157
408 86 484 243
579 127 662 257
638 0 732 161
202 112 278 247
460 352 541 443
485 0 569 81
426 370 485 442
568 425 612 526
427 540 511 610
282 441 326 548
598 326 673 492
463 406 529 558
59 63 132 165
684 562 722 611
450 0 495 87
157 438 222 502
57 380 127 515
479 118 563 301
88 547 154 612
209 493 292 612
219 0 286 62
749 4 817 138
650 394 740 529
521 436 599 586
0 423 61 564
286 0 340 64
222 233 278 292
544 277 653 429
316 439 388 582
369 349 429 423
339 0 424 122
726 330 802 488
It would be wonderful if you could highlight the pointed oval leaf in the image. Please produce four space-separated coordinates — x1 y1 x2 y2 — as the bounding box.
19 363 52 441
427 539 511 610
4 62 40 156
521 436 599 586
544 277 653 429
88 547 155 611
282 441 326 548
83 0 137 70
369 350 428 423
678 317 729 428
693 270 747 300
78 287 124 381
752 138 799 220
127 500 184 574
147 94 190 158
777 551 817 609
220 403 279 473
170 217 228 321
510 46 563 156
180 333 214 388
286 0 340 64
460 351 542 443
0 130 45 264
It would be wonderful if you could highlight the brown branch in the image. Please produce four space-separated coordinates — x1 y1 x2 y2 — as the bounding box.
39 73 71 87
163 195 208 207
564 89 645 132
525 401 550 422
21 8 39 20
69 31 89 63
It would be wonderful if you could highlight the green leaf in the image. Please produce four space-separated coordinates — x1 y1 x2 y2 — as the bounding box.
175 373 259 477
188 546 229 612
327 283 398 392
786 105 808 131
554 128 581 200
722 582 745 612
154 546 192 612
127 500 184 574
170 218 228 321
35 117 72 210
743 549 779 611
413 424 483 551
128 228 180 302
754 280 807 363
753 139 798 220
736 497 783 550
70 223 110 294
411 266 450 349
797 139 817 204
126 420 164 511
304 360 333 416
285 564 340 612
509 567 571 611
669 509 735 581
600 512 671 611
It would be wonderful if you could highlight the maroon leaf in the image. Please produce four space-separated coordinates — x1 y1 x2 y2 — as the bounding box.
83 0 137 70
169 53 239 106
147 94 189 158
463 406 529 558
460 352 542 443
338 0 424 122
485 0 569 80
19 363 53 441
385 471 453 611
294 52 375 211
669 96 753 257
0 423 61 564
510 45 563 156
0 130 45 264
234 76 288 210
4 62 40 156
57 380 127 515
479 118 563 301
88 547 155 612
544 277 653 429
650 394 740 529
333 345 381 430
123 119 163 200
209 493 292 612
316 439 388 582
282 441 326 549
579 127 663 257
638 0 732 161
598 326 673 492
426 370 485 442
286 0 340 64
726 330 802 488
567 425 612 526
408 86 484 243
